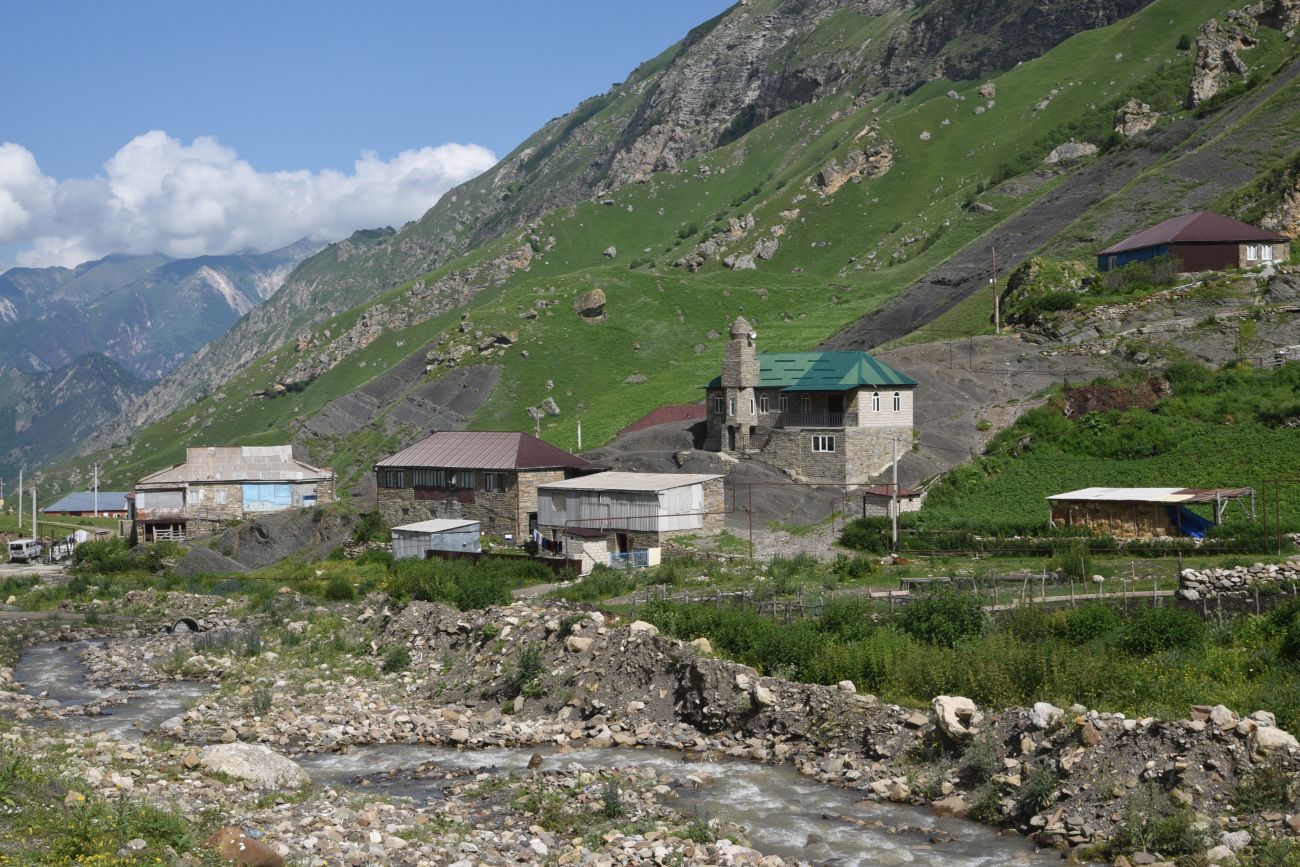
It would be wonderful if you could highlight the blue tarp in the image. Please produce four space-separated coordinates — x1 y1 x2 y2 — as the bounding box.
243 483 293 512
1170 505 1215 539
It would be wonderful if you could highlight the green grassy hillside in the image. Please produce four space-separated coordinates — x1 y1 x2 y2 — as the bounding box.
40 0 1300 503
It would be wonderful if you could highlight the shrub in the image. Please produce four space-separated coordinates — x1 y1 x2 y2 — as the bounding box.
898 588 987 647
1232 766 1296 813
382 645 411 673
323 575 357 601
387 556 544 610
1019 766 1058 815
71 539 140 574
841 517 890 553
958 735 1000 787
510 642 545 697
352 512 391 543
1117 605 1206 656
356 548 393 567
600 780 624 819
1055 603 1121 645
1109 786 1208 858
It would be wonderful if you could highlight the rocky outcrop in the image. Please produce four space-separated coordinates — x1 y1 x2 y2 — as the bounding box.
815 143 894 195
1190 17 1256 105
1114 97 1160 137
573 288 608 320
1044 141 1099 165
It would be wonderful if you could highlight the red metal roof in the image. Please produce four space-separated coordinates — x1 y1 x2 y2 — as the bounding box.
375 431 596 471
1100 211 1287 255
618 404 707 436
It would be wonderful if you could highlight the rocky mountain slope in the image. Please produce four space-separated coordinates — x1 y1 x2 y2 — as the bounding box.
49 0 1300 501
0 354 148 481
0 238 319 380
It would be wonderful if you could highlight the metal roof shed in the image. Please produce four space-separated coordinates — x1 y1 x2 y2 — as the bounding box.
1047 487 1255 539
390 518 481 560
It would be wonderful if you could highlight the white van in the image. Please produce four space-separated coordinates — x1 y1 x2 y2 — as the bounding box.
7 539 41 563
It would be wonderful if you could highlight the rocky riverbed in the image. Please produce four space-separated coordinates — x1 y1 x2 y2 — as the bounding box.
3 590 1300 865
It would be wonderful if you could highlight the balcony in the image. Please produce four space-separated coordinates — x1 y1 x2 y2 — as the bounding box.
776 411 855 429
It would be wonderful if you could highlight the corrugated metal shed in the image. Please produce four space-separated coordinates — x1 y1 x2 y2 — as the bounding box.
1100 211 1286 255
706 351 916 390
540 472 721 493
391 519 481 533
376 431 596 471
41 491 129 513
137 445 331 486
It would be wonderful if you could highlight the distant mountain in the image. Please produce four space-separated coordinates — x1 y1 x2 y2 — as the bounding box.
0 238 321 380
0 354 148 481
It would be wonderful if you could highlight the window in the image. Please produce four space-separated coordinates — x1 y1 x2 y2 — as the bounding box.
729 397 736 415
800 393 811 413
483 473 505 492
872 392 881 412
748 397 755 416
216 490 227 505
411 468 446 488
1263 245 1274 261
778 394 788 413
450 470 475 488
893 391 901 412
712 395 725 414
811 435 836 453
1246 245 1259 261
759 394 769 414
380 469 405 488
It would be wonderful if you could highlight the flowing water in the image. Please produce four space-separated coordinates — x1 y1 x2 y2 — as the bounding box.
16 643 1058 865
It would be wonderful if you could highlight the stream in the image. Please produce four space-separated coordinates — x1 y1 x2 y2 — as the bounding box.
15 642 1059 865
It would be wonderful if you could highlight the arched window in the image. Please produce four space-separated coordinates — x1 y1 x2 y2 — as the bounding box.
893 391 901 412
871 392 880 412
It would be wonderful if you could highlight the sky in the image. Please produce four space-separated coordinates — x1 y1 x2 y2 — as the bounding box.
0 1 732 271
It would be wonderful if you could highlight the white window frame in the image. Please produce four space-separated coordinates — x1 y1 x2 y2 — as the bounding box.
759 394 769 414
217 489 227 505
872 392 881 413
729 397 736 416
1262 245 1273 261
712 395 725 414
1246 245 1259 261
778 394 788 413
893 391 901 412
811 435 836 453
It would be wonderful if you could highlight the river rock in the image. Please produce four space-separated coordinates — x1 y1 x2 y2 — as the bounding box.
565 635 592 653
932 794 967 817
932 695 982 739
1210 704 1239 730
1031 701 1064 730
207 826 285 867
1251 725 1300 759
628 621 659 637
200 743 309 790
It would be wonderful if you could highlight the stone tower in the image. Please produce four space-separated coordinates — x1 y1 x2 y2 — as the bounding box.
720 316 759 453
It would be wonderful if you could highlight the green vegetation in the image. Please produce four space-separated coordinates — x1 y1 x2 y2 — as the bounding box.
640 592 1300 731
386 556 557 611
918 362 1300 534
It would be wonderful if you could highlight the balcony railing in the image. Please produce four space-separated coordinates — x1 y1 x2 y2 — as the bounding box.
609 550 651 569
776 411 855 428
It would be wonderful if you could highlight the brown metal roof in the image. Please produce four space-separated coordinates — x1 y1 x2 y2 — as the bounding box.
618 404 706 436
375 431 596 471
1100 211 1287 255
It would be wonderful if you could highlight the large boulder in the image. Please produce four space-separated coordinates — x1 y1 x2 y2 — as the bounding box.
207 827 284 867
574 289 607 320
1250 725 1300 759
200 743 310 790
932 695 983 740
1044 141 1098 165
1030 701 1065 730
1114 98 1159 138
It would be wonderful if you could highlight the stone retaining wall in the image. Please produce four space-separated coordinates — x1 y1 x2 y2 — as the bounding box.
1179 561 1300 602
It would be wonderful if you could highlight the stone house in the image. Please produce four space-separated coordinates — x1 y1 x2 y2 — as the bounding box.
132 445 335 542
374 431 600 541
535 472 725 574
1097 211 1290 273
703 317 917 486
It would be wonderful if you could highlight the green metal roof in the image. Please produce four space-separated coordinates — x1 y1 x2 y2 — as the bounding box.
705 351 917 391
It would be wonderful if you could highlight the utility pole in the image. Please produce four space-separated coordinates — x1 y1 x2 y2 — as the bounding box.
891 434 899 552
31 485 36 546
93 462 100 517
991 245 1001 335
17 469 22 530
577 421 583 451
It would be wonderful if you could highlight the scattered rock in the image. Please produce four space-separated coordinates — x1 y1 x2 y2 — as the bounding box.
573 289 607 320
933 695 983 740
1044 141 1098 165
199 744 309 790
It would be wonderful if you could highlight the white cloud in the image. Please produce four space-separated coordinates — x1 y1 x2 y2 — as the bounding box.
0 131 496 269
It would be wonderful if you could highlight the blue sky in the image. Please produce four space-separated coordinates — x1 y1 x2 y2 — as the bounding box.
0 1 732 268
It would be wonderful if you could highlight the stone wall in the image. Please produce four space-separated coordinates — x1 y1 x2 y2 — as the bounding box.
1179 562 1300 602
377 470 548 540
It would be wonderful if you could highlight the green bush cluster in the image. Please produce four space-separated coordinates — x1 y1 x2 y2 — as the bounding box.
71 539 181 574
386 556 552 611
641 592 1300 732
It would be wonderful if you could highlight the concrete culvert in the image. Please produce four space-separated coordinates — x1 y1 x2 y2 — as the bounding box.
168 617 201 634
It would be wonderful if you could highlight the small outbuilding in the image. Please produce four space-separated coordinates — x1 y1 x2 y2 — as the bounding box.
390 518 482 560
859 485 923 519
1097 211 1289 273
1047 487 1256 540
